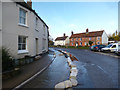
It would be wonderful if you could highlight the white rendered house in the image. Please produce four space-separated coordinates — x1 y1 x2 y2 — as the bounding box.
54 34 69 46
1 0 49 59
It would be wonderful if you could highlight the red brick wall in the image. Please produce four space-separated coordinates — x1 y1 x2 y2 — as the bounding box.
69 36 102 46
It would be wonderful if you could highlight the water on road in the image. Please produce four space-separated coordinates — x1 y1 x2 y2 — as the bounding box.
22 50 70 88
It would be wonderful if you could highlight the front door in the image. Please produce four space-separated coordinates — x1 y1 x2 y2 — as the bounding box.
36 38 38 55
76 42 78 47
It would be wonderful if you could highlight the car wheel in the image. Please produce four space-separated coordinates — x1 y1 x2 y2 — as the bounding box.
98 49 101 52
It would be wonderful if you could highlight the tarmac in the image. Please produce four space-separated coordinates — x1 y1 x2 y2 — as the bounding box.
2 49 55 89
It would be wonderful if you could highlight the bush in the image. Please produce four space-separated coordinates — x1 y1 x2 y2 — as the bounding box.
89 41 93 46
2 47 15 72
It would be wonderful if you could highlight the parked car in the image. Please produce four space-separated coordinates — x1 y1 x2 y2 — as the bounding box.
90 45 106 52
115 42 120 55
101 43 119 52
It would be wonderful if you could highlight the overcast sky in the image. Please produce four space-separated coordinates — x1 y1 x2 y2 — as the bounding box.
30 1 118 40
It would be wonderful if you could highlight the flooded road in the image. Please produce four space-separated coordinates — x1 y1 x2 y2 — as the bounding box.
22 50 70 88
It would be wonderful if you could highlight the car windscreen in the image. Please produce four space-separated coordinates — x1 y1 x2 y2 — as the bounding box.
106 44 112 48
119 45 120 48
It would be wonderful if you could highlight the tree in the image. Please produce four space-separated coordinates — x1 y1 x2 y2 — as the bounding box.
89 41 93 46
113 35 120 41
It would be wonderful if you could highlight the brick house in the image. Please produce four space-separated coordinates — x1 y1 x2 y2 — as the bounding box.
69 29 108 46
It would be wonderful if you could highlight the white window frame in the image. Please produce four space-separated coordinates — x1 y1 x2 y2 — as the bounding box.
72 42 73 46
72 38 74 41
80 42 82 46
19 8 27 25
80 38 82 41
97 37 100 40
97 42 100 45
18 36 28 54
76 38 78 41
89 37 91 40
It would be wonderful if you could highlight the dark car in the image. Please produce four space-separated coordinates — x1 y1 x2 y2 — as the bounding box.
90 45 106 52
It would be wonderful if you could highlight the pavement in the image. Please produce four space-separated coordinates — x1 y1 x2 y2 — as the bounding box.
21 49 70 88
2 49 55 89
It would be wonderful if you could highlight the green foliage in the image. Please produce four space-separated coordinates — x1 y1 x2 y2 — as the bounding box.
89 41 93 46
112 33 115 37
2 47 14 72
49 45 89 49
49 40 54 46
113 35 120 41
108 32 120 41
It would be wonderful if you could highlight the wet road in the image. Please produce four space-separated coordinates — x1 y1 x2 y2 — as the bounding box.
54 48 119 88
22 50 70 88
21 48 119 88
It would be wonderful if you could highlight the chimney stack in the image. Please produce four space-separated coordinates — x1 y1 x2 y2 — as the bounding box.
63 33 66 36
27 0 32 8
86 28 89 34
71 31 74 35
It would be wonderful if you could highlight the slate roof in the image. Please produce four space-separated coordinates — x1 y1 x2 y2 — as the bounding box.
70 30 104 39
55 36 68 41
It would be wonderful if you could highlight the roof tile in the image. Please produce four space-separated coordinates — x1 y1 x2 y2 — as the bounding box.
70 30 104 38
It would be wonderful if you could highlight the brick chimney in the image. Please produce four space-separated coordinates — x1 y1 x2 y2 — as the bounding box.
86 28 89 34
27 0 32 8
71 31 74 35
63 33 66 36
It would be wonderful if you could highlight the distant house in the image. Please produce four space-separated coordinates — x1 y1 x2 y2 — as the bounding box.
69 28 108 46
54 33 69 46
1 0 49 59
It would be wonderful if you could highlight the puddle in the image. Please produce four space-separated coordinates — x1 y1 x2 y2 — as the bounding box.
69 53 78 61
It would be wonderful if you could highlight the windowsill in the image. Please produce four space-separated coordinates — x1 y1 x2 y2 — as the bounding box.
42 49 46 53
18 23 29 28
18 50 29 54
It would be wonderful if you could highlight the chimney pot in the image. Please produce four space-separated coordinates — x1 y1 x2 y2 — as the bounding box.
86 28 89 34
86 28 88 32
64 33 66 36
71 31 74 35
27 0 32 8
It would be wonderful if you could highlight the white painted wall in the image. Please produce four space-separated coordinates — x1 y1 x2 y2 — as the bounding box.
54 37 69 46
54 40 64 46
65 37 69 46
2 1 49 59
0 1 2 48
102 31 108 45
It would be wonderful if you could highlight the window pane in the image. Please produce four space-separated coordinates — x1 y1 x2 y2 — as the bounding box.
21 18 25 24
19 8 26 24
18 36 26 50
23 10 26 17
19 17 21 23
18 44 21 50
22 44 26 50
20 9 22 17
23 18 26 24
23 37 26 43
18 36 22 43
